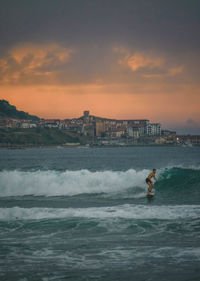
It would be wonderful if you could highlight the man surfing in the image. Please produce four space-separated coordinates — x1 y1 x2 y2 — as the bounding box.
146 168 158 195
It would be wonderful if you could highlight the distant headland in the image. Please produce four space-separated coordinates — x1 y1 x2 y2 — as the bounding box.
0 100 39 120
0 100 199 148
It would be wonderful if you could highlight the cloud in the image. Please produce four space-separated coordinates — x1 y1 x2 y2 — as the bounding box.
116 49 165 71
143 65 184 79
142 73 164 79
0 43 75 84
10 43 73 66
167 66 183 76
114 47 185 80
0 59 9 71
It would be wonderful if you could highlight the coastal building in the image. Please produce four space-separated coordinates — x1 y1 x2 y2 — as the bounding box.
0 118 14 128
176 135 200 145
109 128 125 138
0 118 27 128
82 123 95 137
38 119 60 128
146 123 161 136
21 122 37 129
155 136 175 145
161 130 176 136
95 120 105 137
127 127 140 139
127 119 149 126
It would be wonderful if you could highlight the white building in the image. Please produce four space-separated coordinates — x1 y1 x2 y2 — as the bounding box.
21 122 37 128
146 123 161 136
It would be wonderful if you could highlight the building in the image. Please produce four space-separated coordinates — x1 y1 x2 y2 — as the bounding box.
95 120 105 137
127 127 140 139
161 130 176 136
146 123 161 136
83 111 90 124
176 135 200 145
109 128 125 138
21 122 37 128
127 119 149 126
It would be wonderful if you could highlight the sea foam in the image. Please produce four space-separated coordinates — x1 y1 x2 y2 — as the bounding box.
0 204 199 221
0 169 149 197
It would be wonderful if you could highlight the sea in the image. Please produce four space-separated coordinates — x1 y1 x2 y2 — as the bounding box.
0 146 200 281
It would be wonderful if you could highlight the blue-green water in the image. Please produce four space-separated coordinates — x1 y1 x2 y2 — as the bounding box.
0 146 200 281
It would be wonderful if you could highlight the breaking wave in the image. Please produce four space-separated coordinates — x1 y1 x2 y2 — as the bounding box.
0 169 149 197
0 167 199 197
0 204 200 221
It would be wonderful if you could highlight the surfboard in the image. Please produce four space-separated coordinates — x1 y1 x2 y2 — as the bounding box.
147 193 154 197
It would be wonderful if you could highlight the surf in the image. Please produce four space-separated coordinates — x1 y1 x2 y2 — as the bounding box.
0 204 200 221
0 169 149 197
0 167 199 197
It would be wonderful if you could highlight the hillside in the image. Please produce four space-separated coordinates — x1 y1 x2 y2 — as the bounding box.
0 128 80 146
0 100 39 120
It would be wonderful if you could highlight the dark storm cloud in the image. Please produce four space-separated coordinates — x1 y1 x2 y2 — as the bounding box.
1 0 199 85
0 0 199 52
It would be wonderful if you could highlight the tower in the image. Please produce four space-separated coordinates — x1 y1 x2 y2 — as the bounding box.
83 111 90 124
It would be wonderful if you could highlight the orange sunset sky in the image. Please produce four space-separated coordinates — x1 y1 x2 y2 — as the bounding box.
0 1 200 133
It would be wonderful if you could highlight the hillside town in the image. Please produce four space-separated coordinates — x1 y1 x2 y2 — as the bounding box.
1 110 200 147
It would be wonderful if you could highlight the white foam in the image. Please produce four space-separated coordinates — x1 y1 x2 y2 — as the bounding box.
0 169 149 197
0 204 199 221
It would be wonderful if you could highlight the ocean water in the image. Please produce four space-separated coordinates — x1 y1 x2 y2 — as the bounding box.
0 146 200 281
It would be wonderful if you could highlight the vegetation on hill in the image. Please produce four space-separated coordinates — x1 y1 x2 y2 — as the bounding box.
0 100 39 120
0 128 80 146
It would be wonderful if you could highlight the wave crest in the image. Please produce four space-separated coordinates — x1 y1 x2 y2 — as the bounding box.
1 167 199 197
0 169 149 197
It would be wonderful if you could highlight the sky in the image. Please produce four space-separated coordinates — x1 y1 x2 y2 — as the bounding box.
0 0 200 134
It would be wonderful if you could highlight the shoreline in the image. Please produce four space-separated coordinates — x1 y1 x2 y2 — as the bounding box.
0 144 199 150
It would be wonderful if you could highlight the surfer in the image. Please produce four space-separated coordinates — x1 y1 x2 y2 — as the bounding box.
146 169 158 195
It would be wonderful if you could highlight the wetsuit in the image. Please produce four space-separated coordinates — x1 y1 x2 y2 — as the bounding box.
145 178 152 184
